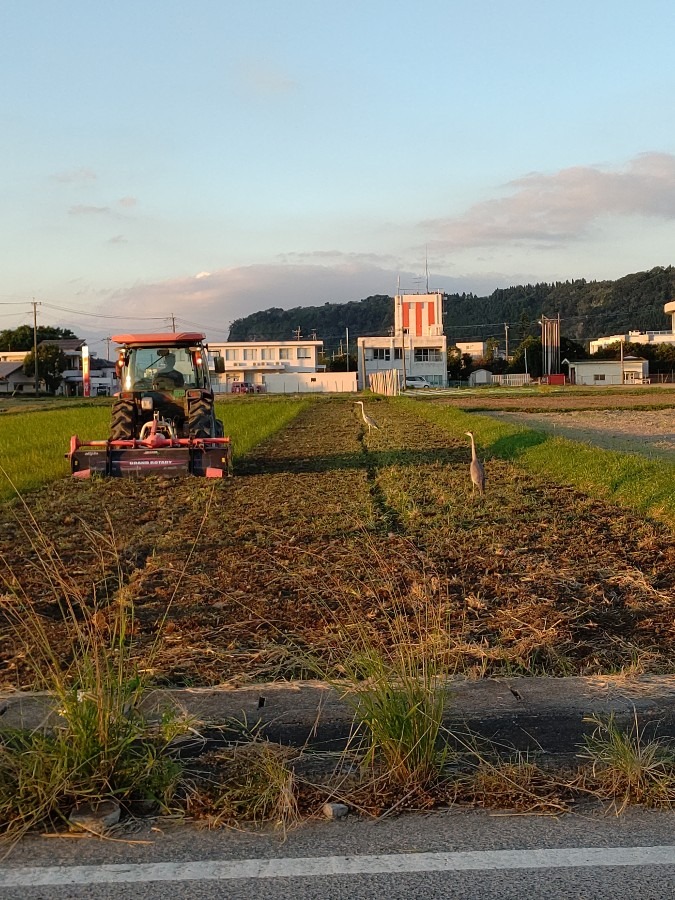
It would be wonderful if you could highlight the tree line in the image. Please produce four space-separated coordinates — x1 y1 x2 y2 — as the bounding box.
228 266 675 353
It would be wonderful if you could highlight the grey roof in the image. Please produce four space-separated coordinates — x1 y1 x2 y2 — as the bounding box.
38 339 85 351
0 361 23 379
569 357 646 364
90 357 116 370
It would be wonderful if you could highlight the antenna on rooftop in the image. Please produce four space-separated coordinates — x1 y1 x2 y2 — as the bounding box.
425 245 429 293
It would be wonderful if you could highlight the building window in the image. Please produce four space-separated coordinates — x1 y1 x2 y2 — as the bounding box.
373 348 390 361
297 347 311 359
279 348 290 360
394 348 402 360
260 348 270 360
414 348 442 363
593 373 606 382
243 348 256 361
225 349 237 361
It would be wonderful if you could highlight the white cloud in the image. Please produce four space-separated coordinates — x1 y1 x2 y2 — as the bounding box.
99 262 509 334
69 205 110 216
51 167 97 184
426 153 675 248
236 60 298 97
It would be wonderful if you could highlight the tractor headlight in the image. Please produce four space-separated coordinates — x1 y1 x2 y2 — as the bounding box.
141 396 154 411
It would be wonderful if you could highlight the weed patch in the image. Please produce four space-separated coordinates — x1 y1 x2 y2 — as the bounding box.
0 501 216 840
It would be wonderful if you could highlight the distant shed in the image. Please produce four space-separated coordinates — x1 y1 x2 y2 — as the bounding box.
567 357 649 385
468 368 493 386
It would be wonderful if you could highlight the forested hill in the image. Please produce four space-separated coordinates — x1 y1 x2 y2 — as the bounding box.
228 295 394 348
228 266 675 350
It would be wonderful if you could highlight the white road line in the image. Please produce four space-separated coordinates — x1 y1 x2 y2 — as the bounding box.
2 846 675 887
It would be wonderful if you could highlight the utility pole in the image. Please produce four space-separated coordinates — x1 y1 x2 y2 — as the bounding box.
293 326 302 341
170 313 176 331
504 323 509 360
32 299 40 395
345 327 349 372
105 336 111 361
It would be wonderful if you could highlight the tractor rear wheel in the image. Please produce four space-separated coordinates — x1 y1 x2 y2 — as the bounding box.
215 418 224 438
188 397 215 438
110 398 136 440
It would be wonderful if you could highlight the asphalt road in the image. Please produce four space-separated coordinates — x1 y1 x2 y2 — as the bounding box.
2 806 675 899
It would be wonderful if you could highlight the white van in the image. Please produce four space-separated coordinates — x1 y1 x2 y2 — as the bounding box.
405 376 432 389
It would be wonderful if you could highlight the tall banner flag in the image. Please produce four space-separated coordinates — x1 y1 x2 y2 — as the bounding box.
82 344 90 397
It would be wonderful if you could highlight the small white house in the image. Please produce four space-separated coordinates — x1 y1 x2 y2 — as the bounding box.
567 357 649 385
0 360 34 394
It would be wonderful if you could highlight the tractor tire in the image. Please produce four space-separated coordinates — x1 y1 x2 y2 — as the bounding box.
110 398 136 441
215 418 224 438
188 397 215 439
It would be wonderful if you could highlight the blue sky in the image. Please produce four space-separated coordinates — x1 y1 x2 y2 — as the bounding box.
2 0 675 347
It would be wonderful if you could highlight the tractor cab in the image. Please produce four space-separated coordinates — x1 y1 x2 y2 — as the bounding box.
118 343 211 393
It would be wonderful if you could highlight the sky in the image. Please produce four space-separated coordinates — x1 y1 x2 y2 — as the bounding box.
2 0 675 352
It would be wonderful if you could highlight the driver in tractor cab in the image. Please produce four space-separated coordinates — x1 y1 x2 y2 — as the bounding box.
154 351 184 389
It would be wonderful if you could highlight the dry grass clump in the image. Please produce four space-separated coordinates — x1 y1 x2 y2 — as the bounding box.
186 737 300 835
451 756 573 814
580 714 675 812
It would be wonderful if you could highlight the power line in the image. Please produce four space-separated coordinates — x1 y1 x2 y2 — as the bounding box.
41 302 166 321
174 317 232 336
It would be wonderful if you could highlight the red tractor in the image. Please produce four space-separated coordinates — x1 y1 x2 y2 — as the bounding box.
69 332 232 478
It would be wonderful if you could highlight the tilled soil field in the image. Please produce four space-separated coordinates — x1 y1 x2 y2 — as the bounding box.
2 397 675 688
436 386 675 412
485 408 675 459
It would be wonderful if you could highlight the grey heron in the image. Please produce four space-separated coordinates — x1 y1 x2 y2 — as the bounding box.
354 400 380 433
464 430 485 494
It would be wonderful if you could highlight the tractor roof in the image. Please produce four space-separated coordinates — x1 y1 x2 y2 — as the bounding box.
112 332 206 347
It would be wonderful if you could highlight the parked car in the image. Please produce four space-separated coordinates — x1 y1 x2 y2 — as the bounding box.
231 382 255 394
231 382 265 394
405 376 432 389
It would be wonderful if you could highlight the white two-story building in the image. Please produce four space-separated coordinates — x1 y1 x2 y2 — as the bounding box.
208 339 356 393
357 292 447 389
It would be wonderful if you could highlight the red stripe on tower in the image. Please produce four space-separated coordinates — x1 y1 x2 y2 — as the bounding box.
428 302 435 326
402 302 410 330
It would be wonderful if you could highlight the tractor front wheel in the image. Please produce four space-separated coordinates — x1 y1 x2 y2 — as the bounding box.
110 398 136 441
188 397 215 438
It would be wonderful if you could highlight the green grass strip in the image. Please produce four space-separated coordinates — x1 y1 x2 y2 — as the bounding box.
0 397 309 503
404 398 675 529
